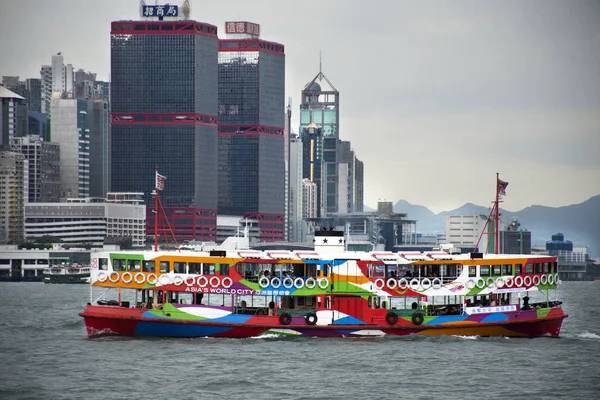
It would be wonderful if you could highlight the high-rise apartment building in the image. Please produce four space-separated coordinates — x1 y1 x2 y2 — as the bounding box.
0 86 28 146
0 150 28 243
217 21 285 241
25 78 42 113
110 14 219 241
10 135 60 203
40 65 52 116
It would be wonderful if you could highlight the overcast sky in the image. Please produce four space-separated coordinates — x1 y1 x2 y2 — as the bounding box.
1 0 599 213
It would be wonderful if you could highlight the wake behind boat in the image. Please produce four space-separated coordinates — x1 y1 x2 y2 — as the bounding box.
79 229 567 339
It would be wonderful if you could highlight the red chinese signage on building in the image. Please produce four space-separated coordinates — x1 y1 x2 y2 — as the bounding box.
225 21 260 37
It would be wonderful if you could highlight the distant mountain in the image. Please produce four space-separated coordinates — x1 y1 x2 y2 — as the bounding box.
379 195 600 256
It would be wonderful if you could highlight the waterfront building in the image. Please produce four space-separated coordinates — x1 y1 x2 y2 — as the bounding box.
0 244 91 281
445 214 495 252
10 135 60 203
217 21 286 242
25 193 146 248
110 11 219 242
499 218 532 254
0 150 28 243
0 86 28 146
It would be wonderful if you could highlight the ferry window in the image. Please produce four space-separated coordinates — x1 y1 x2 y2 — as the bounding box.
173 262 186 274
552 262 557 273
492 265 501 276
480 265 490 277
515 264 522 275
220 264 230 276
469 266 477 277
189 262 202 274
142 260 155 273
542 263 549 273
128 260 141 271
525 263 534 274
203 264 215 275
99 258 108 270
535 263 543 274
502 264 512 275
160 261 169 273
306 264 317 277
113 259 126 271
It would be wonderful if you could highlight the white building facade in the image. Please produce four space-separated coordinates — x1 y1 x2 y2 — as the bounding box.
24 193 146 247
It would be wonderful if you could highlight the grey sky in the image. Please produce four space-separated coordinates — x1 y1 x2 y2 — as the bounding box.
1 0 599 213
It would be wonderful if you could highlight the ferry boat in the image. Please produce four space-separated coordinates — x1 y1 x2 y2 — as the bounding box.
79 229 567 338
44 263 91 284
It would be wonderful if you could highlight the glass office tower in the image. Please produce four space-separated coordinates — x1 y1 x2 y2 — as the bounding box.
110 20 219 241
218 25 285 241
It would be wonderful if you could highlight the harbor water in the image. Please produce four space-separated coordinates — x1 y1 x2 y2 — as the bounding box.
0 281 599 400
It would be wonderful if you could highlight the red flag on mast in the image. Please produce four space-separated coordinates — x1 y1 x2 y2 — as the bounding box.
498 178 508 197
156 171 166 191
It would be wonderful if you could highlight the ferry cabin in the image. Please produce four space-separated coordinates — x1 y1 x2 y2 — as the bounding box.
90 249 560 325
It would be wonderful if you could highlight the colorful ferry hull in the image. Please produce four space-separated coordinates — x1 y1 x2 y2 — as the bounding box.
81 244 568 339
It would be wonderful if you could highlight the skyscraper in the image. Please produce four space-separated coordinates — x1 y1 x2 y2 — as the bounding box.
217 21 285 241
300 69 340 217
110 13 219 241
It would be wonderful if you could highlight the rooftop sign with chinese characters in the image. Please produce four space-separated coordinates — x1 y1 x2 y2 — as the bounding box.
142 5 178 19
225 21 260 37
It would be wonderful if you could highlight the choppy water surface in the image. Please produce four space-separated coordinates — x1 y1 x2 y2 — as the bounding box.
0 281 599 400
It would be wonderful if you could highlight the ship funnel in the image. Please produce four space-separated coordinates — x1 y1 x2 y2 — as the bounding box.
313 228 345 254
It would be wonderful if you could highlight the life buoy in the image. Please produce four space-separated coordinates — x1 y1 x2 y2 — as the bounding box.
514 275 523 287
476 278 486 289
158 274 171 286
486 277 495 288
146 273 157 285
505 277 513 287
108 272 120 283
386 312 398 325
432 278 442 290
259 276 270 288
412 312 424 325
317 278 329 290
221 277 233 289
540 274 548 285
197 275 208 288
121 272 133 284
294 277 304 289
282 277 294 289
387 278 397 289
209 276 221 288
495 277 505 289
271 277 281 289
134 272 146 284
172 275 184 286
305 312 318 325
555 274 560 285
421 278 432 290
97 271 108 282
409 278 420 291
305 277 317 289
524 276 532 287
547 274 554 285
184 276 196 287
533 275 541 286
374 279 385 290
398 278 408 290
466 279 476 290
280 313 292 325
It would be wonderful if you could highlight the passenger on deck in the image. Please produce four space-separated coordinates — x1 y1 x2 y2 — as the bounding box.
522 296 531 310
195 292 204 305
404 270 413 278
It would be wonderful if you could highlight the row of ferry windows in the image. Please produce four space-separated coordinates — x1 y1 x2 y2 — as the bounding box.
468 262 556 277
99 259 318 277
